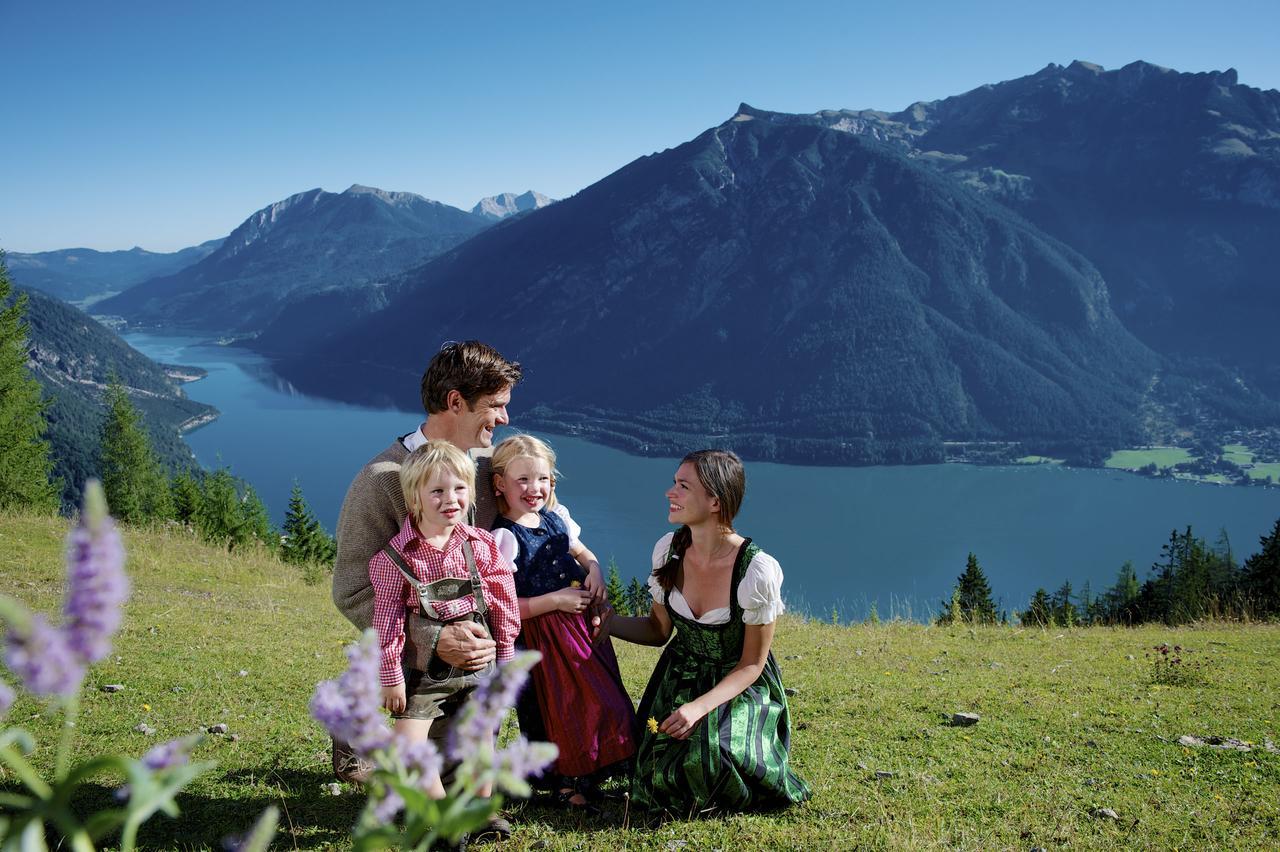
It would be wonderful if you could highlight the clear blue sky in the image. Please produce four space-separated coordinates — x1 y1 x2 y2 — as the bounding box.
4 0 1278 252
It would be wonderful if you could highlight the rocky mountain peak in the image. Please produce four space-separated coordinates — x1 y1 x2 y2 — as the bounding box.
471 190 554 221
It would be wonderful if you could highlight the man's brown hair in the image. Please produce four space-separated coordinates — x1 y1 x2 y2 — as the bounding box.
420 341 523 414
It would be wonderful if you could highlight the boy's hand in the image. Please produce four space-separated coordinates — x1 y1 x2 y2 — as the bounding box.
381 682 406 714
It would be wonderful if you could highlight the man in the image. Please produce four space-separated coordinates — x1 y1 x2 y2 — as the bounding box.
331 340 522 836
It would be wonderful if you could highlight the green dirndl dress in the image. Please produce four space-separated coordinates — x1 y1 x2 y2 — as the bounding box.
630 538 811 817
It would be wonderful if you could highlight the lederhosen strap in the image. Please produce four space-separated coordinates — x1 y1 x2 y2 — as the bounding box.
381 538 488 621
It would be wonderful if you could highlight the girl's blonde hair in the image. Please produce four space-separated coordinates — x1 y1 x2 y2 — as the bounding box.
400 439 476 526
490 434 560 514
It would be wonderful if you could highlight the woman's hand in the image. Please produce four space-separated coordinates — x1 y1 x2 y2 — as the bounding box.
554 587 593 614
381 682 406 714
659 701 708 740
589 602 614 642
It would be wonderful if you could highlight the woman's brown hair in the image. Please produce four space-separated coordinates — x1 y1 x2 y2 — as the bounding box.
653 449 745 593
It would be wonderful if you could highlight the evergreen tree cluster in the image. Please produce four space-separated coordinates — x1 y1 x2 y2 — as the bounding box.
605 560 652 616
950 522 1280 628
0 259 334 577
0 253 60 513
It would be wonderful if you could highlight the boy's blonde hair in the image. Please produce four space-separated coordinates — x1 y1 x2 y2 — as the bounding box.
400 440 476 526
491 434 560 514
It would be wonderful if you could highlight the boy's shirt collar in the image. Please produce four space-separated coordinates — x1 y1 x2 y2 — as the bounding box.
392 514 481 555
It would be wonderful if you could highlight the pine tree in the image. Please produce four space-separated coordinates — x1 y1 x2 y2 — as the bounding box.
949 552 998 625
1243 518 1280 618
1051 581 1077 627
99 377 173 524
625 576 648 616
1078 581 1094 626
1106 561 1141 624
197 467 247 551
240 484 276 551
281 482 332 567
1020 588 1052 627
170 468 202 525
0 253 60 513
605 560 626 613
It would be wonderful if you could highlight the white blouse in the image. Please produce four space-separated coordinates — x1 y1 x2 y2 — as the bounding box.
645 531 785 625
492 504 582 568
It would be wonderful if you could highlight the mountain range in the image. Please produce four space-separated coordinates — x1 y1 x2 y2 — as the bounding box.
5 240 222 304
20 60 1280 468
94 185 495 333
270 103 1164 463
262 60 1279 464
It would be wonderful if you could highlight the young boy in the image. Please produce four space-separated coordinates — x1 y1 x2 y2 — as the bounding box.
368 439 520 795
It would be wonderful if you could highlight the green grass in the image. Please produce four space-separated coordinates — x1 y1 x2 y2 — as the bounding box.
1247 463 1280 483
3 512 1279 849
1104 447 1193 471
1224 445 1255 466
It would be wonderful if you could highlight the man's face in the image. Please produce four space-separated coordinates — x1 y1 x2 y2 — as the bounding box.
457 386 511 450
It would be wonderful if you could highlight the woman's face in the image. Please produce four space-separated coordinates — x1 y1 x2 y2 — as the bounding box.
666 461 719 526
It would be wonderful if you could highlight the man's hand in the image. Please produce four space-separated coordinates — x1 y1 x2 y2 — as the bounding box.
381 682 406 714
436 620 497 670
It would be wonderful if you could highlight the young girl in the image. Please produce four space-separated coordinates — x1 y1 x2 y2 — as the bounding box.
489 434 637 807
367 439 520 797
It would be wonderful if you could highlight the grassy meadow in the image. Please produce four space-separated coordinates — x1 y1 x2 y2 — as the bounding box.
1 512 1278 850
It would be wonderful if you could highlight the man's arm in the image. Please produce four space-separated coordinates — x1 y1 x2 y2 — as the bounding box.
333 458 407 630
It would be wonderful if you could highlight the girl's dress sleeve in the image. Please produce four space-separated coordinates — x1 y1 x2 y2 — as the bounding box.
551 504 582 549
739 550 785 625
647 531 676 604
492 527 520 570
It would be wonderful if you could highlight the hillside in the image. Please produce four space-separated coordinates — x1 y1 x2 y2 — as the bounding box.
2 511 1277 849
274 110 1158 465
18 286 215 508
804 60 1280 395
5 240 222 304
96 185 492 334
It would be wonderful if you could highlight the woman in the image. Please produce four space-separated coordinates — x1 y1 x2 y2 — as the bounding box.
602 449 810 817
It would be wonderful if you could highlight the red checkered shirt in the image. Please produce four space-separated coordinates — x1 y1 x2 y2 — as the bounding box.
369 517 519 686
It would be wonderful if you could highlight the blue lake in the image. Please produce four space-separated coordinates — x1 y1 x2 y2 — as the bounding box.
126 333 1280 622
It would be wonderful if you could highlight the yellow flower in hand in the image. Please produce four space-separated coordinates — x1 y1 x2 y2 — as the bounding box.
570 580 581 588
647 716 660 734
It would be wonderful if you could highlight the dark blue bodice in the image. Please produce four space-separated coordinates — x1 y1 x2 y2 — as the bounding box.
492 509 587 598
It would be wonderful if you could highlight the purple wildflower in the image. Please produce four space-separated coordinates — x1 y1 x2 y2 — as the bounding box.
371 788 405 823
398 736 442 782
310 631 393 758
63 484 130 665
0 680 13 718
4 613 84 697
141 735 197 772
493 736 557 795
445 651 540 762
